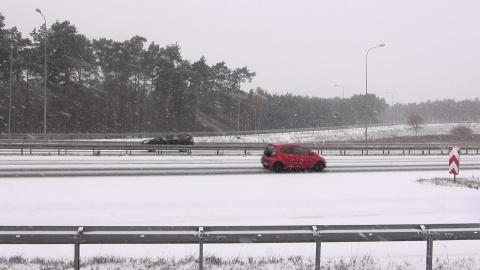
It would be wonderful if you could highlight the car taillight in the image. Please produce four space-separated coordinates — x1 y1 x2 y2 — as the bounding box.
272 149 277 156
189 135 193 141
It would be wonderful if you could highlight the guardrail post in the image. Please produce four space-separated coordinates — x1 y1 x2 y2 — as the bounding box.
74 242 80 270
199 239 204 270
315 240 322 270
74 226 83 270
426 236 433 270
198 226 204 270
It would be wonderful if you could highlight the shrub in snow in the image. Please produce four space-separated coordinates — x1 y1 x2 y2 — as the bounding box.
450 125 473 136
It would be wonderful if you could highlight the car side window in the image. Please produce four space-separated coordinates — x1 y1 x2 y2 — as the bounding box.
294 146 310 155
280 146 293 154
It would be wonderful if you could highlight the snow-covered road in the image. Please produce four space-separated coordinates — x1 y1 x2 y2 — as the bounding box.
1 155 480 177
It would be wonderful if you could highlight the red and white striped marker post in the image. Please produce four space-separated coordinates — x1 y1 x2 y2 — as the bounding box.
448 146 461 182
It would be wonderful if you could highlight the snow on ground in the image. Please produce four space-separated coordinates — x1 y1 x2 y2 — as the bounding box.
106 123 480 144
194 123 480 143
1 165 479 266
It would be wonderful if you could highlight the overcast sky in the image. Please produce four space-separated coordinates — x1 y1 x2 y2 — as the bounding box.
3 0 480 104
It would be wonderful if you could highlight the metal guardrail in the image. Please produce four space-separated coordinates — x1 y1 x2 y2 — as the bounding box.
0 141 479 156
1 224 479 270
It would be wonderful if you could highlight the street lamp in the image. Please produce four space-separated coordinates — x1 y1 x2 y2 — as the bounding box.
365 43 385 140
385 91 393 125
36 8 47 135
8 32 13 138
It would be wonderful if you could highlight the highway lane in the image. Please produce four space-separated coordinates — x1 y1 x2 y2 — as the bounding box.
1 155 480 177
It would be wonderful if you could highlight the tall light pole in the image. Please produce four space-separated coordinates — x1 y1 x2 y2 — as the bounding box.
8 32 13 138
365 43 385 141
36 8 47 135
385 91 393 125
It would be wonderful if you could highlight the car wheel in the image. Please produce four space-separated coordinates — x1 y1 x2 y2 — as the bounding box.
272 162 284 172
314 162 325 172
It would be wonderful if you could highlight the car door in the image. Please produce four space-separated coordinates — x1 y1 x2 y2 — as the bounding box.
178 134 189 144
293 145 316 168
279 146 295 168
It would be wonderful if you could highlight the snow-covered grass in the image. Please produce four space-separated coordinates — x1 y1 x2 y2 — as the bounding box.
1 254 479 270
195 123 480 144
418 176 480 190
102 123 479 145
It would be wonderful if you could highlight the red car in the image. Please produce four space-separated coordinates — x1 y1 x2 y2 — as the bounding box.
261 143 326 172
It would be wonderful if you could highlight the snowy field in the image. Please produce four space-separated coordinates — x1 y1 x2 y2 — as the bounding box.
1 123 479 269
194 123 480 143
1 168 480 268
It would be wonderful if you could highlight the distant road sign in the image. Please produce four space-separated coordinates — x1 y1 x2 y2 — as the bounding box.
448 146 461 175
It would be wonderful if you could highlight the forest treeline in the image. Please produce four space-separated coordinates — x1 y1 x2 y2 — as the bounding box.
0 14 478 134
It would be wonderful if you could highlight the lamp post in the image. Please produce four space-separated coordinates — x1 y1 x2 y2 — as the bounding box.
365 43 385 141
36 8 47 135
385 91 393 125
8 32 13 138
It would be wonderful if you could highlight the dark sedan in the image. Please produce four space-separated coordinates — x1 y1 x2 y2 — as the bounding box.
142 133 194 145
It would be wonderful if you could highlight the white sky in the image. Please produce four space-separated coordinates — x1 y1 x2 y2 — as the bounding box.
2 0 480 104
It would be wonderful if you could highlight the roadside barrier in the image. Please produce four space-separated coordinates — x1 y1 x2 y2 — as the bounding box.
1 224 479 270
0 142 479 156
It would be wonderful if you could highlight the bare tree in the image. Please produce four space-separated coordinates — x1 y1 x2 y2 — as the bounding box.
407 113 424 137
